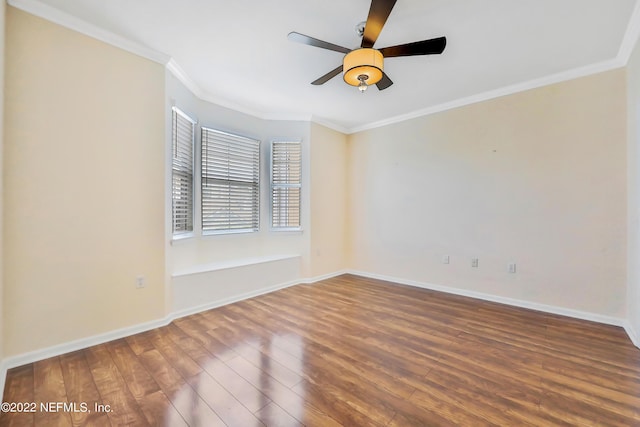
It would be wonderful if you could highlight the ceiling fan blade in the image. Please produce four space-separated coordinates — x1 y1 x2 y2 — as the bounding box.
376 72 393 90
288 32 351 54
380 37 447 57
361 0 398 48
311 65 343 85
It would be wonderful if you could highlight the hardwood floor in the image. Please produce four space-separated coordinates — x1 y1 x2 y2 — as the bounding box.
2 274 640 426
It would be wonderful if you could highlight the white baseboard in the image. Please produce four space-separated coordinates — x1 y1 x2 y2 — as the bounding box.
347 269 629 328
2 317 173 375
623 322 640 348
2 268 638 402
2 280 304 373
0 270 341 400
170 268 349 321
299 269 350 284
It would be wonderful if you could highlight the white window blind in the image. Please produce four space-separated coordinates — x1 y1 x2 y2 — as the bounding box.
201 127 260 234
171 107 195 235
271 141 301 229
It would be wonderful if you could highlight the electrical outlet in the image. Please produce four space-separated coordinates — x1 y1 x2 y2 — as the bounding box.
135 276 146 289
443 255 450 264
471 258 479 268
508 263 517 274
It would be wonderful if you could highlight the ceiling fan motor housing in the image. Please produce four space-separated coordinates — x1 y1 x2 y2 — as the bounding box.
343 48 384 86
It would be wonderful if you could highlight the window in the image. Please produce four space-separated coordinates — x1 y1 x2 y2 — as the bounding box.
171 107 195 235
201 127 260 234
271 141 301 230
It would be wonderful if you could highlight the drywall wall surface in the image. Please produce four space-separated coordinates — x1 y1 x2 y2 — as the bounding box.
627 33 640 338
164 72 202 317
4 8 166 356
167 70 312 279
309 122 349 277
348 69 627 318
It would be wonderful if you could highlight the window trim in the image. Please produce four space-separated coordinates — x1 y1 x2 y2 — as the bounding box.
171 106 196 238
270 139 302 232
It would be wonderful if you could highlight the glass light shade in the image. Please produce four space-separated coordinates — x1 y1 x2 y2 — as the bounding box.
343 48 384 86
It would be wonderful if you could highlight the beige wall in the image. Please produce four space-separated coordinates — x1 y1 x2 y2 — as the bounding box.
628 33 640 338
1 5 636 362
309 123 349 277
348 69 627 318
4 8 166 356
0 0 5 362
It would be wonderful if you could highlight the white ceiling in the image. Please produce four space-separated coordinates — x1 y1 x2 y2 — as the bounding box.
15 0 640 132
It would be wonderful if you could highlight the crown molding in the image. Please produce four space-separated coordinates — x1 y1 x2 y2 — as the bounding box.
166 59 314 125
8 0 170 64
9 0 640 135
263 111 313 123
309 116 350 134
348 1 640 134
9 0 316 125
618 0 640 64
347 57 624 134
165 59 204 99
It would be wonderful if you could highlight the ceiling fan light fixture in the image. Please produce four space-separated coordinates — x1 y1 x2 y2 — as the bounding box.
343 48 383 87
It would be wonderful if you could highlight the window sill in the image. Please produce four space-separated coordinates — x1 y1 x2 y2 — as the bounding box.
202 228 259 237
172 254 301 277
171 232 194 244
270 227 303 233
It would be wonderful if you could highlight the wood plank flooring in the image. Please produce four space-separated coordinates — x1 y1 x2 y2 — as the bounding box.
2 274 640 426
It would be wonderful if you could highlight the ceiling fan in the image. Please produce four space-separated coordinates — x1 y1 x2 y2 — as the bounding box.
288 0 447 92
